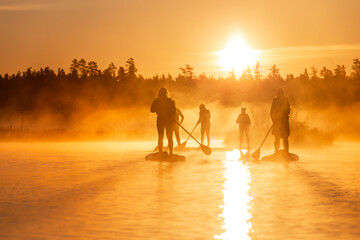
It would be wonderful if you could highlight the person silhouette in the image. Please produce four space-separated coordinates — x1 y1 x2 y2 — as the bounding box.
236 107 251 150
151 87 176 155
196 104 211 147
174 107 184 147
270 89 290 154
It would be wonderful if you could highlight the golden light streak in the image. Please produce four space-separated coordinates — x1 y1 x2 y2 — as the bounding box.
215 153 252 239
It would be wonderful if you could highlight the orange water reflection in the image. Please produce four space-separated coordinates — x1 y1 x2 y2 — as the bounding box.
215 150 252 240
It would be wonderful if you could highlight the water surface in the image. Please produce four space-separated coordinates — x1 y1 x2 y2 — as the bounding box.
0 142 359 239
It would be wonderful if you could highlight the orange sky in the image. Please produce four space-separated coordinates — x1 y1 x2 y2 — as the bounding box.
1 0 360 77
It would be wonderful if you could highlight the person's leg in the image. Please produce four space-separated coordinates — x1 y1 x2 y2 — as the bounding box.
174 125 180 146
245 127 250 150
283 137 289 153
157 122 164 153
166 124 174 155
206 125 210 147
274 136 280 154
239 128 244 150
201 125 205 145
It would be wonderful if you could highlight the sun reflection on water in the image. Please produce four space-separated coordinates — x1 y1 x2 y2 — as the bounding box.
225 149 248 160
215 150 252 240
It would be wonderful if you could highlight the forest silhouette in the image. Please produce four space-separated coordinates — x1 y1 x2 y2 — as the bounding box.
1 58 360 143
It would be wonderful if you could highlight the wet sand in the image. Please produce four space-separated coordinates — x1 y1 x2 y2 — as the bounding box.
0 142 359 239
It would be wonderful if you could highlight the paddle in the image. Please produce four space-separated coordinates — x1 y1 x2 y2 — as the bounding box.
178 123 198 149
252 125 273 160
176 122 212 155
153 123 197 151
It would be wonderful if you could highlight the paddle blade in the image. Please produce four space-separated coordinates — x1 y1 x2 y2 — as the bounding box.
252 149 260 160
201 145 212 155
178 142 186 149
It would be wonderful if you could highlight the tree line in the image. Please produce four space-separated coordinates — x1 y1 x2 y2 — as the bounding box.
1 57 360 121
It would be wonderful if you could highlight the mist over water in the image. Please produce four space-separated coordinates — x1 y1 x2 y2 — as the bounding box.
0 102 334 150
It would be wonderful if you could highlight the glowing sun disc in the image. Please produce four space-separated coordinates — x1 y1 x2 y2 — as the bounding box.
218 36 259 75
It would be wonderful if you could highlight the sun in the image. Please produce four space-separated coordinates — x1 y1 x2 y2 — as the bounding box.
218 36 260 75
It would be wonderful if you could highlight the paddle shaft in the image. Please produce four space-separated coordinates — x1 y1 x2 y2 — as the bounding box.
176 122 202 146
183 124 198 143
258 125 273 149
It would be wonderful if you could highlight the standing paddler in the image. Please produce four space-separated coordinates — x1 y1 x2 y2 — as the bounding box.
196 104 211 147
151 87 176 155
270 89 290 154
236 107 251 151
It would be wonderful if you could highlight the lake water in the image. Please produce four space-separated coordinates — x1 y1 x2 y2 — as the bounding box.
0 141 359 240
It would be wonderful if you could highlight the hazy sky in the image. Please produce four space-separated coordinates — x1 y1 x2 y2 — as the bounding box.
1 0 360 77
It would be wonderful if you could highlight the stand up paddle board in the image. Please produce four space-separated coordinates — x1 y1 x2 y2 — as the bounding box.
154 146 230 152
154 146 195 152
145 152 186 162
261 150 299 162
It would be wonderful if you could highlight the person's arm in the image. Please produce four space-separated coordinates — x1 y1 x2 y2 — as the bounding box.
171 100 176 114
179 110 184 124
150 99 157 113
236 115 240 124
286 98 290 116
196 112 201 125
170 100 176 121
247 114 251 126
270 99 276 122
